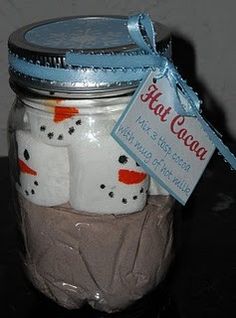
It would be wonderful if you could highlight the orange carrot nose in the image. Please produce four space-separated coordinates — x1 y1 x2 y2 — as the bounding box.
118 169 147 185
18 159 37 176
53 106 79 122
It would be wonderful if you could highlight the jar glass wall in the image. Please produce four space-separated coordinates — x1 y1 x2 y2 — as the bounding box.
8 90 174 312
7 14 175 314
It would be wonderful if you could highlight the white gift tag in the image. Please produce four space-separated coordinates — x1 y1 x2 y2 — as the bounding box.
112 71 215 205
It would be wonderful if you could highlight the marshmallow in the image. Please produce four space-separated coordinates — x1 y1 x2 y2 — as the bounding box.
69 136 149 214
149 178 169 196
16 130 69 206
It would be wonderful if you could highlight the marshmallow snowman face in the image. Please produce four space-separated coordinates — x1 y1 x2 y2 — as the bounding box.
69 137 149 214
16 130 69 206
25 104 83 146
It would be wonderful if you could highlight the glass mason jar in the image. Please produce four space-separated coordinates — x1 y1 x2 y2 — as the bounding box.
8 15 175 314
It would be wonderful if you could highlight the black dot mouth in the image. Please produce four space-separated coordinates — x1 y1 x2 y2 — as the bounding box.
99 182 148 206
39 119 82 140
68 127 75 135
47 132 54 139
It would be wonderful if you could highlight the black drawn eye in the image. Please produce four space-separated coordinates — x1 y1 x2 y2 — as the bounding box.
23 149 30 161
118 155 128 164
153 78 157 84
136 162 140 167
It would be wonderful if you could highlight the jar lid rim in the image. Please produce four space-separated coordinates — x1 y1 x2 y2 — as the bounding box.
8 15 171 95
8 15 170 56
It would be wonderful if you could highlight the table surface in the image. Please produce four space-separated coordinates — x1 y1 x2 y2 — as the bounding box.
0 144 236 318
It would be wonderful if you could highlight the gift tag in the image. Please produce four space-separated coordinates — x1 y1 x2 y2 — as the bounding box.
112 71 215 205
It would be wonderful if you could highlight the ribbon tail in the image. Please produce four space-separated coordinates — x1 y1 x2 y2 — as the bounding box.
194 110 236 170
165 63 236 169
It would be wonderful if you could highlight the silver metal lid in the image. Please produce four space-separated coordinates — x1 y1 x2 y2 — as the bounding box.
8 15 171 97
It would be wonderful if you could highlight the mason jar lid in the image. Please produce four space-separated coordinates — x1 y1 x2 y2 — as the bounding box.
8 15 171 97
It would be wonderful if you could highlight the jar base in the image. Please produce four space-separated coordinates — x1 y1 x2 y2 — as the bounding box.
18 194 174 313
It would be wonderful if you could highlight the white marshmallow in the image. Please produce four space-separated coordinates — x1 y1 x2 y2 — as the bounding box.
148 178 169 196
69 136 149 214
16 130 70 206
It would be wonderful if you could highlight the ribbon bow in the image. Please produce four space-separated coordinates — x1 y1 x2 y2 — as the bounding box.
127 14 236 170
129 14 236 170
